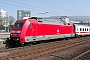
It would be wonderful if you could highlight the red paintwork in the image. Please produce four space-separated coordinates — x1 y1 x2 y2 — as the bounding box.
10 18 75 43
26 24 75 36
76 32 90 35
20 20 30 42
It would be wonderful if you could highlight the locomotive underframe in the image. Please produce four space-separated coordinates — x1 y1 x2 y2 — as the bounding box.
5 37 21 47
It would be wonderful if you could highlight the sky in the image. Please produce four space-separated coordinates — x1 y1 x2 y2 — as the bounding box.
0 0 90 19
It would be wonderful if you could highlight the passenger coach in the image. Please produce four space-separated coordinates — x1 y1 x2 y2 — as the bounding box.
74 24 90 36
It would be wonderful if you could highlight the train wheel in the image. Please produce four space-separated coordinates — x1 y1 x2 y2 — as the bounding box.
40 41 44 44
65 38 70 40
5 40 10 48
27 42 32 46
5 39 15 48
75 34 79 38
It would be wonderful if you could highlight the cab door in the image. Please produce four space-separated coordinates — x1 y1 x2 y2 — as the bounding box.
29 23 38 36
29 23 33 36
32 23 37 36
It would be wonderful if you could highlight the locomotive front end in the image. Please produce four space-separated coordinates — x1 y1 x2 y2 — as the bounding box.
9 19 31 46
10 21 25 45
11 23 23 38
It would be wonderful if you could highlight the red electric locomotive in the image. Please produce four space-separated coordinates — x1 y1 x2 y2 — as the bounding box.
9 17 75 46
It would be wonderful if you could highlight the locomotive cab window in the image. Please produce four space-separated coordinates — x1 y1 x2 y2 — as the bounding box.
29 24 33 28
13 22 24 28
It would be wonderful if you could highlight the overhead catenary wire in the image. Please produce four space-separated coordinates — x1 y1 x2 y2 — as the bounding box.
34 0 84 16
4 0 70 16
0 1 60 16
0 1 44 12
1 0 84 17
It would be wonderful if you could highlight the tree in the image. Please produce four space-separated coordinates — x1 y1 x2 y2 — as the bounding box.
0 16 3 25
8 16 15 25
8 16 15 31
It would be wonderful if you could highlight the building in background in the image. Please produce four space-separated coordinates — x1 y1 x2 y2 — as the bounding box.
0 9 9 31
0 9 8 17
17 10 31 20
0 9 8 25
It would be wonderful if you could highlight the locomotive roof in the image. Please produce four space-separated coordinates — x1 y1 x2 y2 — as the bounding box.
16 17 70 25
16 19 27 22
74 24 90 27
36 18 66 25
16 19 37 23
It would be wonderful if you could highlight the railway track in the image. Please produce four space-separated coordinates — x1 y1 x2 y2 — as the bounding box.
72 50 90 60
0 36 88 53
0 36 90 60
0 37 80 53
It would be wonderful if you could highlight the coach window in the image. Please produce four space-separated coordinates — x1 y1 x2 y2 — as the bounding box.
83 28 84 31
29 24 33 28
85 28 86 31
80 28 81 31
87 28 88 31
77 29 78 31
77 27 78 31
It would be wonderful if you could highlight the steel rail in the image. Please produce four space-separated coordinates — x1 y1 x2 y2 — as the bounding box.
0 38 90 60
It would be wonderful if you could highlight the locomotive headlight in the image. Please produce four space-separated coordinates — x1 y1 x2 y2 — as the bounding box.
17 30 21 33
10 33 12 35
11 30 16 33
17 38 19 40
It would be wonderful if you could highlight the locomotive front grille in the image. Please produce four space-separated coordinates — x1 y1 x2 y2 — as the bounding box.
10 38 20 41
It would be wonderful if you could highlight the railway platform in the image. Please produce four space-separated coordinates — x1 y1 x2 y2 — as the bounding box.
0 40 6 48
0 32 10 35
0 32 10 48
